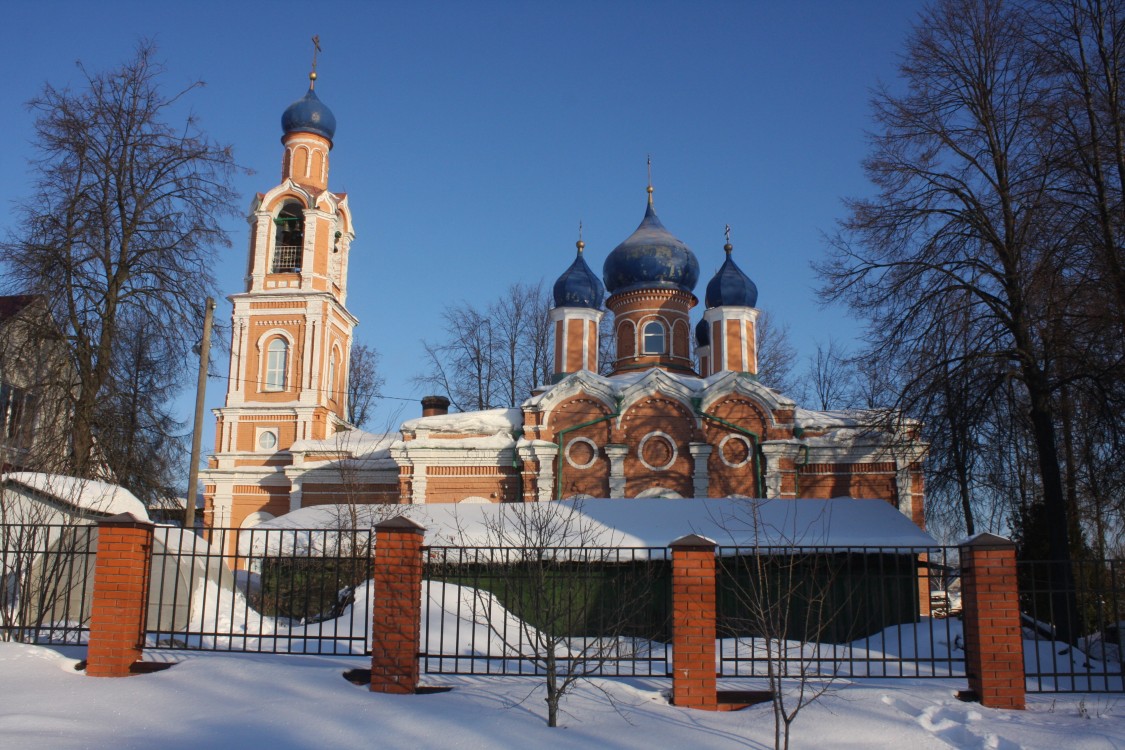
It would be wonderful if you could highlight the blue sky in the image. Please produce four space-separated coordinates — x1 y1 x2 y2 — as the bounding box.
0 1 925 446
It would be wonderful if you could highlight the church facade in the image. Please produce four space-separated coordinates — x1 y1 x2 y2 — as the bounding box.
201 75 927 534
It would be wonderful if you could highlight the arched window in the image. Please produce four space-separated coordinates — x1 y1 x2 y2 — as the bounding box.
272 201 305 273
642 321 666 355
265 338 288 391
327 351 337 402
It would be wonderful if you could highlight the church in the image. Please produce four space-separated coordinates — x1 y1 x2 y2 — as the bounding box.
200 72 927 535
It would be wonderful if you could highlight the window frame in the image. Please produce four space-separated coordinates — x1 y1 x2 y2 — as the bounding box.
642 320 667 355
264 338 289 392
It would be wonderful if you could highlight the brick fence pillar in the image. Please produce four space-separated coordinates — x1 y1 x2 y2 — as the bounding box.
86 513 154 677
370 516 426 694
670 534 718 710
959 533 1025 709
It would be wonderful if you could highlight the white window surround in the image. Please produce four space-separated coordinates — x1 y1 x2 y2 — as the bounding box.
256 427 279 452
257 329 296 393
564 437 599 470
638 431 678 472
264 339 288 391
642 320 667 355
635 486 683 499
717 433 754 469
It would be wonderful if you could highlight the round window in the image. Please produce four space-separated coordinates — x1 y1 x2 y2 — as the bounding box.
259 431 278 450
638 432 677 472
565 437 598 470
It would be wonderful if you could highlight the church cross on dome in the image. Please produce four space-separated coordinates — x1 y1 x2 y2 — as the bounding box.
309 35 322 89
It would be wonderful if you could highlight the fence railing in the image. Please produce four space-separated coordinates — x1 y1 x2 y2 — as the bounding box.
715 545 965 680
1018 558 1124 693
0 523 97 645
6 518 1122 696
145 526 373 655
421 546 671 677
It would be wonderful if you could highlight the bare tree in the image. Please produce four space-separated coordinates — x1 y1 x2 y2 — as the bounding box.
755 310 800 395
435 501 664 727
490 282 552 405
715 502 852 750
802 339 855 411
416 281 553 409
347 342 384 429
819 0 1084 639
1 41 242 481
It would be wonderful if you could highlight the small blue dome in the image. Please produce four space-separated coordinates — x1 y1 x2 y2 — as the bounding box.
705 244 758 308
695 318 710 347
281 87 337 142
553 242 604 309
603 195 700 296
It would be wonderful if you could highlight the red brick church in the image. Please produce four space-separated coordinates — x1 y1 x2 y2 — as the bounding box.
201 72 927 534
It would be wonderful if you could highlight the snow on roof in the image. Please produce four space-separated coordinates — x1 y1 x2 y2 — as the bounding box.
290 430 397 457
793 408 868 430
257 497 936 550
401 407 521 435
2 472 149 519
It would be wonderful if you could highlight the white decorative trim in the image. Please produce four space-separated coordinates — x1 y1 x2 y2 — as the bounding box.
635 486 683 499
717 433 753 468
565 437 599 470
688 442 712 498
638 431 677 472
604 444 628 498
255 427 279 452
895 459 914 519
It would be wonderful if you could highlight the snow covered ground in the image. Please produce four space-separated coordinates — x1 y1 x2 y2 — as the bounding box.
0 641 1121 749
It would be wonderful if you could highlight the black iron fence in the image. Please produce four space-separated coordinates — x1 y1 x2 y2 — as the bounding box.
715 545 965 680
421 545 671 676
145 526 373 655
0 523 97 645
4 519 1121 695
1019 558 1124 693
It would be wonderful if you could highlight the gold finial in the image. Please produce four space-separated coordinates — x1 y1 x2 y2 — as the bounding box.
577 221 585 253
646 155 654 204
724 224 733 253
309 35 322 89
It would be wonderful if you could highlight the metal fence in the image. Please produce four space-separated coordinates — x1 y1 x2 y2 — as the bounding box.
1019 558 1124 693
421 546 672 677
715 546 965 680
146 526 373 655
0 523 98 645
6 519 1121 694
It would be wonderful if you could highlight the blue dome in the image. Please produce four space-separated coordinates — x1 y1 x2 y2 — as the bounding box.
695 318 710 347
553 242 604 309
705 244 758 308
281 87 337 142
602 196 700 296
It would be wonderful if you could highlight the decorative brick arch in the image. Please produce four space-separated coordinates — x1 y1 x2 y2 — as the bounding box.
617 319 637 359
619 394 696 498
546 395 614 499
702 394 770 498
671 318 690 358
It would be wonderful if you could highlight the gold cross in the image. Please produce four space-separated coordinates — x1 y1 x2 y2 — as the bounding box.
310 35 322 87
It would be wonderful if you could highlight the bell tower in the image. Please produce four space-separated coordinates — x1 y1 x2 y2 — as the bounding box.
203 56 359 531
